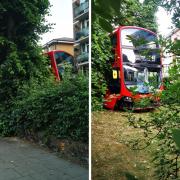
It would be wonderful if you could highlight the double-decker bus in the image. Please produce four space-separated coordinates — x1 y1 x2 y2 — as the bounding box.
45 50 74 81
104 26 163 110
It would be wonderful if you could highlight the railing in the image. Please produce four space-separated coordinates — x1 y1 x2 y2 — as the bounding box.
74 1 89 17
75 27 89 40
77 52 89 63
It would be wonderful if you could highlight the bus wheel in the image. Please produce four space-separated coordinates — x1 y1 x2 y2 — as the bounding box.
114 100 124 111
121 100 134 111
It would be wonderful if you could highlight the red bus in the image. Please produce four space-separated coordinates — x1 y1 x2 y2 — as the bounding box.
45 50 74 81
104 26 163 110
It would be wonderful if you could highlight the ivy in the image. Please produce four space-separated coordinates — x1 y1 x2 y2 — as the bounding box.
91 23 112 110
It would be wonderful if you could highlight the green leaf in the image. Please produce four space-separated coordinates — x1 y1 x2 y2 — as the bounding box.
99 17 112 32
111 0 121 14
94 4 113 20
172 129 180 150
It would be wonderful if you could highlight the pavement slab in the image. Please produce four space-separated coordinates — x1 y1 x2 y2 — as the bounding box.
0 137 88 180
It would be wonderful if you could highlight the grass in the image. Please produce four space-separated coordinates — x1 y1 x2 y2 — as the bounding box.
92 110 158 180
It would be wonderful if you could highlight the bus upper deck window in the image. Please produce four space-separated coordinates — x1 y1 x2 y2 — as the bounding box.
121 28 157 48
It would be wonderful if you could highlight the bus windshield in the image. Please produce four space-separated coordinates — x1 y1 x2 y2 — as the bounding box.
54 51 73 75
124 65 161 93
121 28 160 64
121 28 161 93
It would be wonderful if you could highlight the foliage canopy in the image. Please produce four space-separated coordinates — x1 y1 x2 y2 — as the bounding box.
0 0 51 105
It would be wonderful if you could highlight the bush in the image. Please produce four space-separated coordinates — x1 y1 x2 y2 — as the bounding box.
91 23 112 110
127 61 180 179
0 74 89 142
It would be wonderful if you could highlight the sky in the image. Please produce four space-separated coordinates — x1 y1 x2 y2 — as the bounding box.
40 0 73 45
40 0 174 45
156 7 174 37
138 0 174 36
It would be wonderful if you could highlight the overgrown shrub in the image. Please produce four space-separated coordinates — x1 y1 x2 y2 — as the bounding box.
0 1 51 105
91 23 112 110
127 60 180 179
0 74 88 142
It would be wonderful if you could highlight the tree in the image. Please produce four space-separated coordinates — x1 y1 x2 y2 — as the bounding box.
92 0 158 32
158 0 180 28
0 0 51 105
0 0 50 41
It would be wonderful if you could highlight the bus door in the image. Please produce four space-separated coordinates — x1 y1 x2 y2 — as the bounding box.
107 33 121 94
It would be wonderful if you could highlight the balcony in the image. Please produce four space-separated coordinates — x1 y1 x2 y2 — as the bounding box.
77 52 89 63
73 0 80 5
74 1 89 17
75 27 89 40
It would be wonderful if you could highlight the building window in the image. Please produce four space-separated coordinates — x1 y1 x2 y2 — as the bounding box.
85 43 89 53
81 43 85 52
81 19 88 29
80 43 89 53
80 0 86 4
81 21 85 29
87 44 89 53
86 19 89 28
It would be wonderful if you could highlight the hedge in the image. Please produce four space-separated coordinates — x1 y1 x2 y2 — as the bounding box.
0 74 89 142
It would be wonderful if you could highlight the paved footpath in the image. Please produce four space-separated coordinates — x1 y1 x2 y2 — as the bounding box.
0 137 88 180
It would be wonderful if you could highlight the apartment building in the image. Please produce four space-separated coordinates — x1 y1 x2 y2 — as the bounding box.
43 37 74 56
163 28 180 77
72 0 89 71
